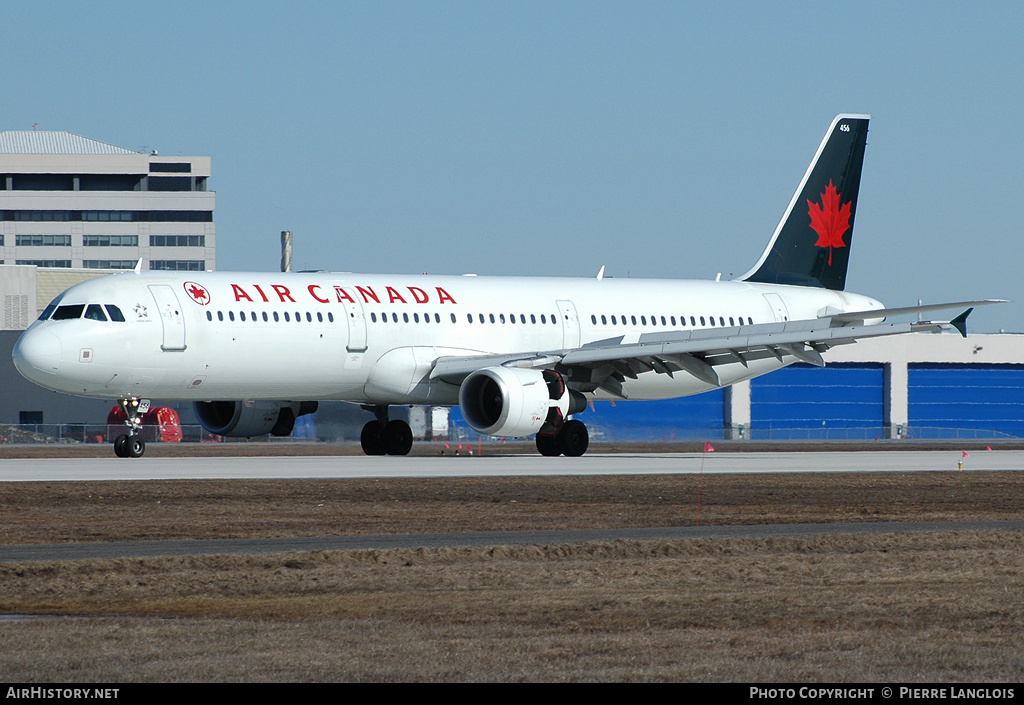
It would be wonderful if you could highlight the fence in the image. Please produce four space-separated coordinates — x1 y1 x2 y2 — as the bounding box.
1 422 1019 445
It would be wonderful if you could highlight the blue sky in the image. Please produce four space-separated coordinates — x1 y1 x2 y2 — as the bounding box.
4 1 1021 331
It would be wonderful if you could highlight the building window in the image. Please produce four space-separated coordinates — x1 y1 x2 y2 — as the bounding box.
11 211 71 222
148 176 193 192
150 162 192 173
151 235 205 247
150 260 205 271
83 235 138 247
16 260 72 268
15 234 71 246
83 210 134 222
83 260 136 269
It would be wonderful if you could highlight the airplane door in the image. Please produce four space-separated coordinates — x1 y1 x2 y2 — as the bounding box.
340 288 368 353
148 284 187 351
763 293 790 323
556 299 580 348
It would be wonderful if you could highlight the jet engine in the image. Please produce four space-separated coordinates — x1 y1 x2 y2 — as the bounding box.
458 367 585 437
194 400 319 438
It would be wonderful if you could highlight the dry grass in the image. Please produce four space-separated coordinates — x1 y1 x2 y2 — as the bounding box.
2 472 1022 545
1 470 1022 681
1 533 1022 681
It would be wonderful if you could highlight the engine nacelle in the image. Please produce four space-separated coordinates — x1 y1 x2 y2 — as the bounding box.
194 400 318 437
458 367 585 437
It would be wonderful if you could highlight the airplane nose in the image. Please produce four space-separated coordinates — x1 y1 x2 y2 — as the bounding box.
12 328 63 381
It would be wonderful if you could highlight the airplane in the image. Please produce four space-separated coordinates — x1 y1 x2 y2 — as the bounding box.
11 114 1002 458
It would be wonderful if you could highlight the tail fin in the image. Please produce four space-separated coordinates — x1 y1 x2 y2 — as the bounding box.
739 114 869 291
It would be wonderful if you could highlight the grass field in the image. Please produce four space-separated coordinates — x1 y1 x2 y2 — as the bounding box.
1 466 1022 682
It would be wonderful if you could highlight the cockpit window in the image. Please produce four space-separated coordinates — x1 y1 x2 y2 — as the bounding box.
38 295 64 321
105 305 126 322
51 304 85 320
84 304 108 321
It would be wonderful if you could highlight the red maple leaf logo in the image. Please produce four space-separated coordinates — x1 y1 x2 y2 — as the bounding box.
807 180 851 266
183 281 210 305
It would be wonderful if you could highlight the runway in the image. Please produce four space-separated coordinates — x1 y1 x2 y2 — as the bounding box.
2 449 1023 482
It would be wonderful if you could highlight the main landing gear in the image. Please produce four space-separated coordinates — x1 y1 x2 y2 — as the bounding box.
535 419 589 457
360 405 413 456
113 397 149 459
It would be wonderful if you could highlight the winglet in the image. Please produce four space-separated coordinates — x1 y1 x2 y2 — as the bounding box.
133 259 143 275
950 308 973 338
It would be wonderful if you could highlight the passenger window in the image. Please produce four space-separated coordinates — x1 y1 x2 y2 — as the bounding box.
306 312 312 322
240 311 246 322
530 314 536 324
540 315 546 324
317 312 323 322
273 312 280 322
414 313 420 323
84 304 108 321
284 312 290 322
371 312 377 322
263 312 269 322
451 313 457 323
729 317 735 326
229 311 235 322
206 311 213 321
403 313 409 323
105 305 126 322
217 311 224 322
328 313 334 323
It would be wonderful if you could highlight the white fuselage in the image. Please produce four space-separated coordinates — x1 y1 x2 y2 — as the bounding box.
12 271 883 405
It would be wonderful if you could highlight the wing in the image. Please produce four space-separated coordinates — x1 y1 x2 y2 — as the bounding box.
430 300 1005 398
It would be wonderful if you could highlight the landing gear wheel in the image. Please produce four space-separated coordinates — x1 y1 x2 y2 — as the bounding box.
360 420 386 456
536 433 561 456
383 420 413 456
114 434 129 458
557 420 589 457
126 436 146 458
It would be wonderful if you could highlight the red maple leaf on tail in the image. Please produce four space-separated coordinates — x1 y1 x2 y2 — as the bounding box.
807 179 851 266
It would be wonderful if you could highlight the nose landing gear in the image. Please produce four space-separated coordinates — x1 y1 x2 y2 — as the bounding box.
113 397 149 458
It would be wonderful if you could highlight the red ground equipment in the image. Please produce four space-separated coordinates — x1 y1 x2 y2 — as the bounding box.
106 405 183 443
